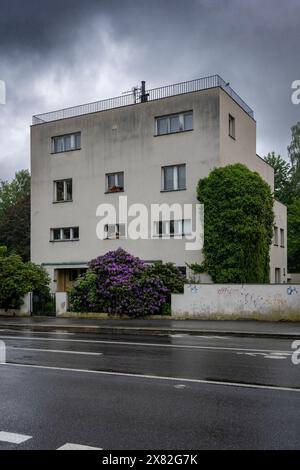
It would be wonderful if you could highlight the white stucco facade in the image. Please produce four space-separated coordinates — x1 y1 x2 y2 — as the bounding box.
30 78 287 291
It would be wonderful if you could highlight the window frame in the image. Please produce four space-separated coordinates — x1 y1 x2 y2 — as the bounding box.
153 219 192 239
229 114 236 140
161 164 186 192
50 227 80 242
105 172 124 193
53 179 73 203
51 132 81 154
274 226 279 246
280 228 285 248
104 223 126 239
155 111 193 136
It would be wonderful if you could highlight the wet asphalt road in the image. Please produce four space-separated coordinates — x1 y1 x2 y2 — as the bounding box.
0 328 299 449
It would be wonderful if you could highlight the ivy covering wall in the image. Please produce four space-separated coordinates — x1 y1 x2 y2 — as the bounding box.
197 164 274 283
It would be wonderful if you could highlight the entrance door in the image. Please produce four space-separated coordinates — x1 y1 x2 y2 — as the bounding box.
56 269 86 292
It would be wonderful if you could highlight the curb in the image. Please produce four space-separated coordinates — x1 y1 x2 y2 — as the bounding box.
0 322 299 339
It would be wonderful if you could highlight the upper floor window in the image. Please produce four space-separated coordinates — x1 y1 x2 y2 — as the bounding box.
162 164 186 191
153 219 192 238
156 111 193 136
51 226 79 242
104 224 126 239
52 132 81 154
229 114 235 139
54 179 72 202
280 228 285 247
106 172 124 193
274 226 278 246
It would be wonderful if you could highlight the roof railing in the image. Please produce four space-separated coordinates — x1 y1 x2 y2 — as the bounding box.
32 74 254 124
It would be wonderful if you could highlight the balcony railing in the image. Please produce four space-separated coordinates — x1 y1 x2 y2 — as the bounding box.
32 74 254 124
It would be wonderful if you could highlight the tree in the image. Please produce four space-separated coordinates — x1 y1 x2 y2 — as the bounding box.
0 170 30 218
0 194 30 261
288 122 300 195
264 152 293 204
0 170 31 260
0 248 50 309
287 198 300 272
197 164 274 283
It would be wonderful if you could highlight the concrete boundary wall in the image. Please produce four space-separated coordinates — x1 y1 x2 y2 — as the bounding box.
172 284 300 319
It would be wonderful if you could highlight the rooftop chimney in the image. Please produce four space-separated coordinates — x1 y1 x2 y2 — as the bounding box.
140 81 149 103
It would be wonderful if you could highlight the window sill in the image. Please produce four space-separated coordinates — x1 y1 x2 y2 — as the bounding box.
53 200 73 204
152 235 190 239
274 244 278 247
160 188 186 193
280 245 285 248
105 190 125 194
51 148 81 155
154 129 193 137
229 135 236 141
50 239 80 243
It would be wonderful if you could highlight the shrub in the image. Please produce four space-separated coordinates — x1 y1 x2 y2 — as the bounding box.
0 248 50 309
69 248 169 317
146 261 186 294
197 164 274 283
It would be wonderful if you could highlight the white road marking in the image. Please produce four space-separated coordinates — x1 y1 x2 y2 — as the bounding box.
0 431 32 444
237 351 292 360
2 363 300 393
0 329 74 336
57 443 102 450
8 347 102 356
0 335 292 355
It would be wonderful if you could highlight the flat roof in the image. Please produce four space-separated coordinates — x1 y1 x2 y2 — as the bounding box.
32 74 254 125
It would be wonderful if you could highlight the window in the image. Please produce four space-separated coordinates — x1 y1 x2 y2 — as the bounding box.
280 228 284 247
50 227 79 242
106 172 124 193
153 219 192 238
156 111 193 136
54 179 72 202
52 133 81 154
229 114 235 139
162 164 186 191
275 268 281 283
274 226 278 246
104 224 126 239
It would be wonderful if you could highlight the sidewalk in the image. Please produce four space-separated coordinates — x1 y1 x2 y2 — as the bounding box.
0 316 300 338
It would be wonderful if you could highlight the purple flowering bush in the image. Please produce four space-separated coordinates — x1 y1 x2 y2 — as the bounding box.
69 248 169 317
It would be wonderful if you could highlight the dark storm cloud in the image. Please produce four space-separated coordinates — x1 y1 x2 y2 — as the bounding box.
0 0 299 180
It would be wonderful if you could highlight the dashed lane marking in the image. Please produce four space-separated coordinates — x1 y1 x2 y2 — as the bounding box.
0 432 32 444
8 347 103 356
57 443 102 450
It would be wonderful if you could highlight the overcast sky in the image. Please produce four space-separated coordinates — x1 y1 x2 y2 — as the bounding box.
0 0 299 181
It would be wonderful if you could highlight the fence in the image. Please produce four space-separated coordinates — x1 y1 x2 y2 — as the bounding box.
32 74 254 124
172 284 300 319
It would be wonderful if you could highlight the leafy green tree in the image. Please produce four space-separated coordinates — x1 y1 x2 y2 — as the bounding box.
0 194 30 261
197 164 274 283
0 170 31 260
264 152 293 204
288 122 300 195
287 198 300 272
0 170 30 217
0 248 50 309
